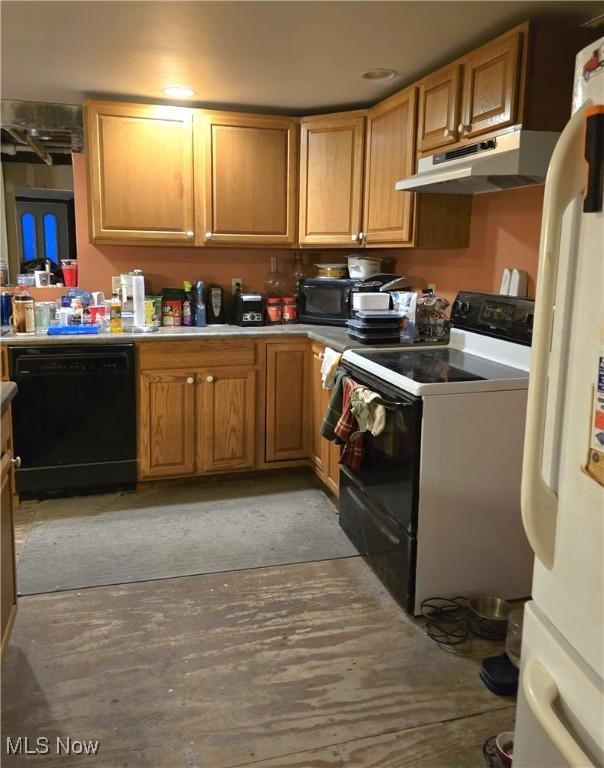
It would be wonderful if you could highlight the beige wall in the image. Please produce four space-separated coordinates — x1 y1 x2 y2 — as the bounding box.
1 160 74 281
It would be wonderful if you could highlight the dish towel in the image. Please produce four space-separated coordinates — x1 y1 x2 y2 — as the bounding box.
321 347 342 389
334 377 364 471
320 369 347 442
350 386 387 438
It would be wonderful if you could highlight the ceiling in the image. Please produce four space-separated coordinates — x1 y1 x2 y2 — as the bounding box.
2 1 602 114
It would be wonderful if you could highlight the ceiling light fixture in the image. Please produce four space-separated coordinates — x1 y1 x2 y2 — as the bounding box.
162 86 196 99
362 68 399 81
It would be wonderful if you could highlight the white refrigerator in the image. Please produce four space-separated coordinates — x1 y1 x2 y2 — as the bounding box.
513 39 604 768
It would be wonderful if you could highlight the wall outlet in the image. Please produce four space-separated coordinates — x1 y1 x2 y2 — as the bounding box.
232 278 243 294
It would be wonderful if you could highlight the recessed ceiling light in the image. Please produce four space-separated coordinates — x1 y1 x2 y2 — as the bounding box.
362 68 399 81
162 86 196 99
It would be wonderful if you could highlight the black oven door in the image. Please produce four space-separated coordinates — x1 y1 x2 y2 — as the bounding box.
299 279 353 326
337 363 422 612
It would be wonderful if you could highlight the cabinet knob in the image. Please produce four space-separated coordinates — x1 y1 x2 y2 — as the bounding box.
443 128 452 138
11 456 22 468
359 232 365 242
458 123 471 134
186 231 194 239
206 375 214 383
351 234 358 241
186 377 194 384
205 232 212 240
318 352 325 361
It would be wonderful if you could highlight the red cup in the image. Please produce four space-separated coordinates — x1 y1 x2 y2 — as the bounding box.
61 259 78 288
89 305 106 324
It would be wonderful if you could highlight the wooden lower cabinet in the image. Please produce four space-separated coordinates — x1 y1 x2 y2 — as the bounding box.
198 366 256 472
310 343 340 496
265 341 310 462
1 412 17 658
138 365 256 479
139 371 196 478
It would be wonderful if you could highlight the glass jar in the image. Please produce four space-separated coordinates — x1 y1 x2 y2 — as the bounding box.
34 301 55 334
266 297 283 325
282 296 298 324
12 292 35 335
264 255 294 298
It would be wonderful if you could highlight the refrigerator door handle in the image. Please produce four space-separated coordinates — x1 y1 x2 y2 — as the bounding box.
524 655 596 768
521 102 592 570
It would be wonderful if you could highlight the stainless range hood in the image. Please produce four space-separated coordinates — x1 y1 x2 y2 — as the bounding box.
396 128 560 194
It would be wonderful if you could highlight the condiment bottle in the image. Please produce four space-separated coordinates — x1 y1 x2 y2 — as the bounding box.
109 292 123 333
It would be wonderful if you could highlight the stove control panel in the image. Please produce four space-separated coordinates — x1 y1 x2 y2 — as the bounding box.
450 291 535 345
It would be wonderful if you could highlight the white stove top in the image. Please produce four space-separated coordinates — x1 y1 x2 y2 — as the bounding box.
342 328 531 396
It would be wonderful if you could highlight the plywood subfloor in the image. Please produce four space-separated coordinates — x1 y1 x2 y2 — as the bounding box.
2 558 513 768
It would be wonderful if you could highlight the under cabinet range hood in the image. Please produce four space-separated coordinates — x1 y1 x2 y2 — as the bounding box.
396 128 560 194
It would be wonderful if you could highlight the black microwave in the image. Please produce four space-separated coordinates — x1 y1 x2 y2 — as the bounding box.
298 278 357 326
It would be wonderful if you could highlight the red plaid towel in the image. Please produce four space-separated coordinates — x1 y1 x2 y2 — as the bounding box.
335 378 364 471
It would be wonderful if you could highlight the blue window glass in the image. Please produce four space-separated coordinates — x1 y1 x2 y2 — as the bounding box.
20 212 37 261
43 213 59 264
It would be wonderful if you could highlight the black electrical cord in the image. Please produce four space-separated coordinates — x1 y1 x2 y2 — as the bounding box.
420 596 508 649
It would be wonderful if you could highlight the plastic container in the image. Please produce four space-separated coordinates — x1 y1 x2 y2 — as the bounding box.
347 255 382 279
266 297 283 324
282 296 297 323
162 288 185 327
352 292 391 311
34 302 54 334
12 292 35 335
61 259 78 288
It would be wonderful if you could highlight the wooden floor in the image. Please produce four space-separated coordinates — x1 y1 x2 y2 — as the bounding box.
2 554 514 767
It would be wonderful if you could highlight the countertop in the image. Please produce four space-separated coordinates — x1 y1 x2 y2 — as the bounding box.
1 382 17 416
1 324 359 353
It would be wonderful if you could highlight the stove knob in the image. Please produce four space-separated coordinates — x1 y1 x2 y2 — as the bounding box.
462 301 471 314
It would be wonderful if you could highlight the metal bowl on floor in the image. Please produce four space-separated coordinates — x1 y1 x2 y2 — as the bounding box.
468 596 512 639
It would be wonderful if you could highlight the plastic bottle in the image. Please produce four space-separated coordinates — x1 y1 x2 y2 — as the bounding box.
109 292 123 333
182 280 193 326
194 280 207 327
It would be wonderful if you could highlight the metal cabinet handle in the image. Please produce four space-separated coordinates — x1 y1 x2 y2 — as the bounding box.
206 375 214 383
186 377 194 384
186 231 194 239
443 128 452 138
205 232 212 240
11 456 22 468
359 232 364 242
351 234 358 241
458 123 471 134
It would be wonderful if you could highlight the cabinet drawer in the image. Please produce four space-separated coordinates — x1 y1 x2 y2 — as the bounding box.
138 340 257 371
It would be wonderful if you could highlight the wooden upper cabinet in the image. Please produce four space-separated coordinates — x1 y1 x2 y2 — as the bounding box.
85 101 196 245
363 87 417 247
138 371 196 479
460 31 522 139
299 111 366 247
198 112 298 246
417 64 461 153
198 366 256 472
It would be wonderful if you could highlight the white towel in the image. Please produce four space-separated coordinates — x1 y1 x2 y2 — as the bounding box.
321 347 342 389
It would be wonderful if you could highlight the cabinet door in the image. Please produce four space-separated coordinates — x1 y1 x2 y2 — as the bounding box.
363 87 417 247
266 342 310 461
299 112 365 247
86 101 196 245
460 32 522 139
417 64 461 153
198 112 298 245
1 452 17 658
326 440 341 497
139 372 196 478
310 344 329 478
198 366 256 472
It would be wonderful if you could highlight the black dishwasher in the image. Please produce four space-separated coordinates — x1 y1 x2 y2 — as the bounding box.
9 344 136 499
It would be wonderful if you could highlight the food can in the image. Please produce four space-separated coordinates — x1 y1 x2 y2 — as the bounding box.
12 293 35 335
144 297 160 327
282 296 298 324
